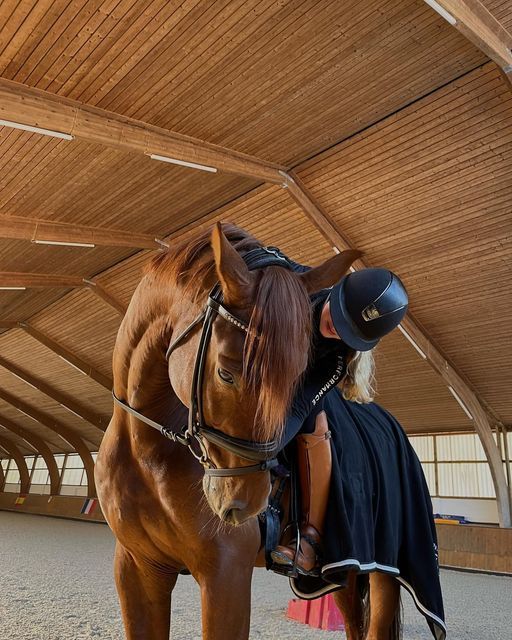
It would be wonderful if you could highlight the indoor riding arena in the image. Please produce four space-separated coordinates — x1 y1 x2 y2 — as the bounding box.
0 2 511 639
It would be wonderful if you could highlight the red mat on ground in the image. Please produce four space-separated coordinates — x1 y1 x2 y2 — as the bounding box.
287 594 344 631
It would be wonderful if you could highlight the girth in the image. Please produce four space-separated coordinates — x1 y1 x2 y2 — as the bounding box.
113 246 293 477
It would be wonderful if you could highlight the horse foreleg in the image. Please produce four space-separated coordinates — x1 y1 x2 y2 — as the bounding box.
114 542 178 640
332 570 366 640
197 560 253 640
366 572 401 640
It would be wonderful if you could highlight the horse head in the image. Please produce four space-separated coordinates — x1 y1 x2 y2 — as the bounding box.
167 223 360 526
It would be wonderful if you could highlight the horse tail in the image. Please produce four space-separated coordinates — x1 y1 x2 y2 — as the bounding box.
358 574 371 638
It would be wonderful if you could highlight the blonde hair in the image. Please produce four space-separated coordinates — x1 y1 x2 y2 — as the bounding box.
340 349 375 403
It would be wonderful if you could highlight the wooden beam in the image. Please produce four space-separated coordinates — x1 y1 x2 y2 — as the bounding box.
0 413 60 495
0 272 85 288
0 78 285 184
18 323 112 390
0 214 166 250
423 1 512 80
0 388 97 497
282 172 356 255
0 275 126 314
285 170 512 527
0 356 108 432
0 435 30 495
84 280 127 316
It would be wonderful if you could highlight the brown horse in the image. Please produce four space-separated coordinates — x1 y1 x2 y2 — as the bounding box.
95 223 400 639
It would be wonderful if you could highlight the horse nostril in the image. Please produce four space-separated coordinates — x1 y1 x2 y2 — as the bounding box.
221 507 238 523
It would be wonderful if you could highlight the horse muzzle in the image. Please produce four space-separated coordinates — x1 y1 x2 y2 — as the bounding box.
203 474 270 526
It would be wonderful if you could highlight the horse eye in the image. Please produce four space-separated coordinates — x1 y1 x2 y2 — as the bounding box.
217 368 234 384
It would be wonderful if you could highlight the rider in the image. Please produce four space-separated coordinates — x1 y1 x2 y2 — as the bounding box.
270 265 409 576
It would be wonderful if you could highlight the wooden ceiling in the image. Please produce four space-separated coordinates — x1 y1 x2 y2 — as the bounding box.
0 0 510 460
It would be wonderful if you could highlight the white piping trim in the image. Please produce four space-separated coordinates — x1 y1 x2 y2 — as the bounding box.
396 576 447 637
322 558 400 574
288 562 447 639
289 578 338 600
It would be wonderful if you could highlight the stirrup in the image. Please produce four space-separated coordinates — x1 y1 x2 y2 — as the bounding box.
271 533 322 577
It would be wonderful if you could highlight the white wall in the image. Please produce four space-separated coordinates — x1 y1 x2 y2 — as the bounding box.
432 497 499 525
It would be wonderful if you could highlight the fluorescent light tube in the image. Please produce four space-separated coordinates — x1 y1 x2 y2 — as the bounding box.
398 325 427 359
424 0 457 26
0 119 73 140
33 239 95 248
448 386 473 421
58 356 87 375
10 372 37 390
60 404 84 420
0 286 26 291
17 409 37 421
148 153 217 173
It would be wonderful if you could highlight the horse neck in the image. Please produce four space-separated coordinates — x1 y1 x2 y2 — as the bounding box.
113 275 182 440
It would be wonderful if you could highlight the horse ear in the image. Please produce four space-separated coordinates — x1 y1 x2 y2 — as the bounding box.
299 249 362 294
211 222 255 306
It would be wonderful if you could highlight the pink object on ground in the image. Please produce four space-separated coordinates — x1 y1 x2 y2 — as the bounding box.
286 594 345 631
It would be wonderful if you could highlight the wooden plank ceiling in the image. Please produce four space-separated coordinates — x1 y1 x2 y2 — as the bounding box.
0 0 509 458
483 1 512 31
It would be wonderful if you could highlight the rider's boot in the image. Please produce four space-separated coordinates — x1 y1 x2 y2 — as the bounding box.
271 410 332 576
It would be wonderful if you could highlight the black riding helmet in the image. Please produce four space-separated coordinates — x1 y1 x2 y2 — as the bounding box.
329 268 408 351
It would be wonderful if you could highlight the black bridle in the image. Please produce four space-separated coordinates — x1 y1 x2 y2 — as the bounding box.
113 247 291 477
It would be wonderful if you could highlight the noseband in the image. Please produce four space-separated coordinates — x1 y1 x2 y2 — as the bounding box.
113 247 292 477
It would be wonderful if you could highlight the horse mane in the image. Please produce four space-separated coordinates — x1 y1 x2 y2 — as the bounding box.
147 224 261 296
146 224 312 442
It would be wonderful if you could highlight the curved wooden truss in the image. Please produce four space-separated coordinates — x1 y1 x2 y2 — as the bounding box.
0 413 60 494
0 389 97 497
0 436 30 495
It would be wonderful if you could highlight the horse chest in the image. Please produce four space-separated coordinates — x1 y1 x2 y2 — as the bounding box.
97 435 206 563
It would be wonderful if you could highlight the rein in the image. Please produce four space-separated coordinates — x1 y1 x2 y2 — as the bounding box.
113 247 292 477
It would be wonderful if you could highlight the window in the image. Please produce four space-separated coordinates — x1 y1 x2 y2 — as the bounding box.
5 459 20 484
31 456 50 485
409 433 500 499
61 454 84 486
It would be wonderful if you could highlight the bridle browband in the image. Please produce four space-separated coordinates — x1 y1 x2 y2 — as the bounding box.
113 247 292 477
